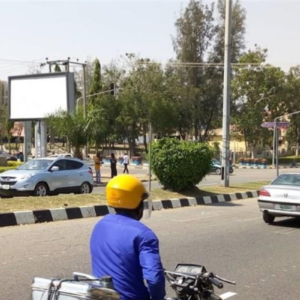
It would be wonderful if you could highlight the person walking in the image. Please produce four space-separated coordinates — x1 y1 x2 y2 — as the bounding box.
94 152 102 184
110 153 117 178
123 153 129 174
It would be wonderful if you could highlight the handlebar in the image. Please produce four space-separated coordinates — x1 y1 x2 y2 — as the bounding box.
164 270 236 290
208 277 223 289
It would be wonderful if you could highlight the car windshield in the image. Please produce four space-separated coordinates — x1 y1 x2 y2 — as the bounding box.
18 159 53 170
272 174 300 186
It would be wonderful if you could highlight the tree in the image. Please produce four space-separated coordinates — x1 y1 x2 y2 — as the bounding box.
231 47 287 156
89 58 102 103
212 0 246 63
47 109 87 158
117 55 176 154
54 64 61 72
284 68 300 154
172 0 247 141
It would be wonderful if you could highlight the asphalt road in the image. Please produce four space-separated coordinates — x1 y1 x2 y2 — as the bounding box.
2 198 300 300
93 167 300 193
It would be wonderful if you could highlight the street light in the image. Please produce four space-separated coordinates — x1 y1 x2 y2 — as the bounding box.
76 88 122 109
273 110 300 176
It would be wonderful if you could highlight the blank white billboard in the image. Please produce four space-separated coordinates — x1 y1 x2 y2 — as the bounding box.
9 73 75 120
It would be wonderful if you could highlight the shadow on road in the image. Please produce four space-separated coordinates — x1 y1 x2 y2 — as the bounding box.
271 217 300 229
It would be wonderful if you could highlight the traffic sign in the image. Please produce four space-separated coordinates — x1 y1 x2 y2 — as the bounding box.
261 122 290 128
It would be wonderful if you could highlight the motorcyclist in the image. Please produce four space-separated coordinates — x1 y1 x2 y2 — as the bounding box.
90 174 166 300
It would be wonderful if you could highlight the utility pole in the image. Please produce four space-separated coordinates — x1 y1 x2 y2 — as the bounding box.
221 0 232 187
82 64 87 118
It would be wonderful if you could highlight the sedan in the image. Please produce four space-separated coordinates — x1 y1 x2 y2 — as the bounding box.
0 157 94 197
258 173 300 224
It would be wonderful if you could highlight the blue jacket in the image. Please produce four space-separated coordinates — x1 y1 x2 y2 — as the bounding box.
90 213 166 300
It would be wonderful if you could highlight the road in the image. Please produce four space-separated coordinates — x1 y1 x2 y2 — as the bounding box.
2 198 300 300
93 167 300 193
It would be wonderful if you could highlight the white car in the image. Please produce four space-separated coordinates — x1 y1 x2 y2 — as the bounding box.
258 173 300 224
0 157 94 197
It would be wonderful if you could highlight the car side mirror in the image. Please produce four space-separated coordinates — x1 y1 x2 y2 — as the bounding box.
51 166 59 172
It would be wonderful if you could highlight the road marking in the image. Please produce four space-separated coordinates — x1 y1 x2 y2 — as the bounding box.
220 292 237 299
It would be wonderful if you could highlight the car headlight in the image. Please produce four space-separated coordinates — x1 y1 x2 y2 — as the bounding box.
20 174 34 180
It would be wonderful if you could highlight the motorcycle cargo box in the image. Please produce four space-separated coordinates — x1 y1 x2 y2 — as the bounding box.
32 277 120 300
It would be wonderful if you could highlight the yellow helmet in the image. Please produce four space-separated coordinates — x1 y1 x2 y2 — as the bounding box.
106 174 148 209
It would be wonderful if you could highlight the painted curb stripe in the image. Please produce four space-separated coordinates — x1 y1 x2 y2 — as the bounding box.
0 190 260 227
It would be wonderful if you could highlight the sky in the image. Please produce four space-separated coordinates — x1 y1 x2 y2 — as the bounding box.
0 0 300 80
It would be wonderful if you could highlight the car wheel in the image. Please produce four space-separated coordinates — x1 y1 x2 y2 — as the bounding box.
215 168 221 175
33 183 49 197
263 211 275 224
79 182 92 194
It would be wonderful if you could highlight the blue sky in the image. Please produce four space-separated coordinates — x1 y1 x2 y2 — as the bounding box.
0 0 299 79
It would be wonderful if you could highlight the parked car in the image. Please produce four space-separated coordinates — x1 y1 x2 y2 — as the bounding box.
258 173 300 224
0 150 18 161
0 157 93 198
210 159 234 175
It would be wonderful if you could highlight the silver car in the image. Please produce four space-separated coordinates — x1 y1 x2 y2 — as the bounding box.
258 173 300 224
0 157 94 197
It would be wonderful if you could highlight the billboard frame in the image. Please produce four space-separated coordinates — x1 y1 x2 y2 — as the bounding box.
8 72 75 121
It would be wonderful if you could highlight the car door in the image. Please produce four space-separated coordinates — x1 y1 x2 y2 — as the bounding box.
48 159 68 191
65 160 84 188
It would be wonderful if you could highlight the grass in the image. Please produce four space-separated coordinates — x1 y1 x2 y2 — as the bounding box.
151 181 269 200
0 194 107 213
0 181 269 213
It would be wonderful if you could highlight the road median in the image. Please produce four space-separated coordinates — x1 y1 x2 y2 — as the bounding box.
0 181 268 228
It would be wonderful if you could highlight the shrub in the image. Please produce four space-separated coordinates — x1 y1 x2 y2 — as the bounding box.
7 161 23 167
151 138 214 192
0 166 17 173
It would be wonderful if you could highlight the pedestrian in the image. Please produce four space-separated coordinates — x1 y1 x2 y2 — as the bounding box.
123 153 129 174
110 153 117 178
94 152 102 184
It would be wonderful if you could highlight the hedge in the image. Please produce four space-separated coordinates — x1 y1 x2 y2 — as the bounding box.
0 166 17 173
151 138 214 192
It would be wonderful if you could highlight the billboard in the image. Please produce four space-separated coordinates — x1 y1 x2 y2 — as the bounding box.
8 72 75 120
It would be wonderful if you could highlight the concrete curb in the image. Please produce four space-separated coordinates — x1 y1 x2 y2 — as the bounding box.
0 190 259 228
235 166 299 170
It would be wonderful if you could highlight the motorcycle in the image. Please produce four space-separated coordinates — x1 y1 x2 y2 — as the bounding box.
31 264 236 300
165 263 237 300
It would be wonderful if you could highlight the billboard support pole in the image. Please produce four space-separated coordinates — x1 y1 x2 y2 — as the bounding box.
35 120 47 158
24 121 32 162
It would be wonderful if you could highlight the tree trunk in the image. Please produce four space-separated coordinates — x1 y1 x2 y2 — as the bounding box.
143 134 148 154
194 122 199 141
128 138 136 158
50 128 55 149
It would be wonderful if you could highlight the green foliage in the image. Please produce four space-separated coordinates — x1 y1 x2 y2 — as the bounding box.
151 138 214 191
0 166 17 173
89 58 102 103
231 47 286 150
7 161 23 167
47 109 87 158
54 64 61 72
172 0 246 140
